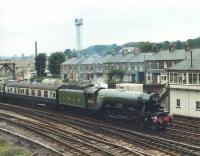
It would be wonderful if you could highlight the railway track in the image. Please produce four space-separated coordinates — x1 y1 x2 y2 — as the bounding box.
0 103 200 155
0 103 150 156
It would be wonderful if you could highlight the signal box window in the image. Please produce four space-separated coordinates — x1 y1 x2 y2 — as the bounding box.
44 91 48 97
53 93 56 98
196 101 200 110
176 99 180 108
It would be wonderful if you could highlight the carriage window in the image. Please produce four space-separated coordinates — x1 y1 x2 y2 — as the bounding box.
38 90 41 96
196 101 200 110
176 99 180 108
10 88 12 92
44 91 48 97
14 88 17 94
26 89 29 95
31 90 35 96
53 93 56 98
19 89 23 94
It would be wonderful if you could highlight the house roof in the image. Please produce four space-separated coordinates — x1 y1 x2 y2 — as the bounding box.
146 49 200 61
105 52 152 63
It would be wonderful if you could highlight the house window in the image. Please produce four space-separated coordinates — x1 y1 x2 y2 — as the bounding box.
44 91 48 97
196 101 200 110
164 61 167 69
123 64 126 70
134 64 138 70
128 64 131 70
148 62 152 69
176 99 180 108
156 62 159 69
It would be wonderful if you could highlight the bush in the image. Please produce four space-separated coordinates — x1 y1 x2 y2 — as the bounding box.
0 139 31 156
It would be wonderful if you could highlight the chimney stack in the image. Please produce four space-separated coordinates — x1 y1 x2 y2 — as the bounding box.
153 45 160 52
169 44 176 52
35 41 38 57
184 43 191 52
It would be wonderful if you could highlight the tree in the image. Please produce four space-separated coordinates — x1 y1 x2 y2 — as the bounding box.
138 42 153 52
162 41 170 50
48 52 66 77
175 40 183 49
64 49 77 59
35 53 46 77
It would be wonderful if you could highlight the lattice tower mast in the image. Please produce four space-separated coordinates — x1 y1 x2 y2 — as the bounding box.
75 18 83 51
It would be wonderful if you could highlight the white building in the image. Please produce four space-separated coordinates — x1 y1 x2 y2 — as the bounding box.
168 50 200 117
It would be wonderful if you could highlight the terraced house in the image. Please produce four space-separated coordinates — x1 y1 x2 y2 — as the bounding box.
61 47 152 84
145 44 194 84
103 49 151 83
60 55 107 82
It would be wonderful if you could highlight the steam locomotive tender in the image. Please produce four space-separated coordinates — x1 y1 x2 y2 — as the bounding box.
0 80 172 130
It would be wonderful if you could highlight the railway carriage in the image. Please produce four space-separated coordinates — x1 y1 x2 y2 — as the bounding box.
4 81 61 105
0 83 4 98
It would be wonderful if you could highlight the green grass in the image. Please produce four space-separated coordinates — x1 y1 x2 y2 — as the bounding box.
0 139 31 156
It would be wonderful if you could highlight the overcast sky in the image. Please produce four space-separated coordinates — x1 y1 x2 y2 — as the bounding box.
0 0 200 56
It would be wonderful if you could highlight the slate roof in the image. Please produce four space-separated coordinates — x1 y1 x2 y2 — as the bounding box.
168 49 200 71
104 52 152 63
62 49 200 65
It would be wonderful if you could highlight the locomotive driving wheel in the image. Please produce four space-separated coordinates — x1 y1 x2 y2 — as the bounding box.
103 109 113 122
115 111 124 124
